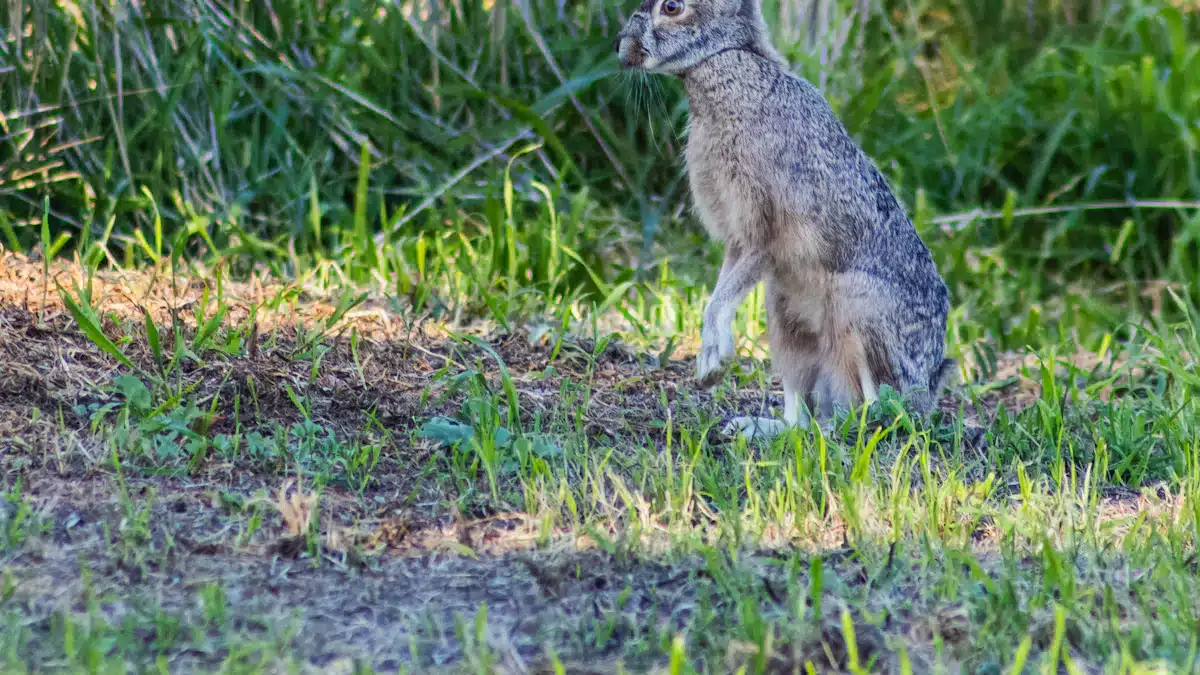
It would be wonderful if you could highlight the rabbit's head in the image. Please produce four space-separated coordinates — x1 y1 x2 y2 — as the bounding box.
614 0 772 75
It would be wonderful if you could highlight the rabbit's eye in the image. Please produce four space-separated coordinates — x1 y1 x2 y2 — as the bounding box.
661 0 683 16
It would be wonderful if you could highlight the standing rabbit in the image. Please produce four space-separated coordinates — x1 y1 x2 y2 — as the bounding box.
615 0 953 437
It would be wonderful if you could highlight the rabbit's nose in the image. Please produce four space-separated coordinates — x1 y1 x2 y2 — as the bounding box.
613 37 621 53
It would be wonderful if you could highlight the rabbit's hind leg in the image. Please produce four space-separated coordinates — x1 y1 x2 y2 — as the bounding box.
782 367 817 429
810 325 883 421
720 360 819 442
776 332 820 430
721 284 822 442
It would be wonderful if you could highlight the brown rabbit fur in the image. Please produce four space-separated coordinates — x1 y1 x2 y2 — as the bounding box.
616 0 953 436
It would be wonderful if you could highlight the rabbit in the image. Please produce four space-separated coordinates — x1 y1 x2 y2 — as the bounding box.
615 0 954 438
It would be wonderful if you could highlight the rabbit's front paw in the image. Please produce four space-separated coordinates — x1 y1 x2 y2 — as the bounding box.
695 333 733 389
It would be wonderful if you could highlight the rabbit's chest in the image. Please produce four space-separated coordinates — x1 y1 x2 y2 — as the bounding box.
685 124 761 244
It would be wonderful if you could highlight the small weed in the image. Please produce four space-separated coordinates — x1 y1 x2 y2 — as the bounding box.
0 479 41 552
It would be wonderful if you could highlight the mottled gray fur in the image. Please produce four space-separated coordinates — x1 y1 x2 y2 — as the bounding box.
616 0 953 435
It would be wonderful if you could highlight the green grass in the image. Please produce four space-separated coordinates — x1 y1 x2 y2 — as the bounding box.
4 0 1200 314
0 250 1197 673
2 0 1200 672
